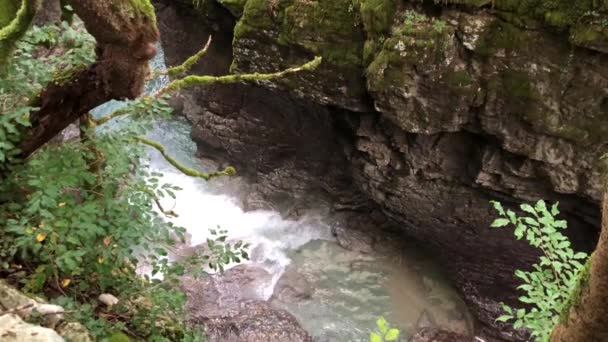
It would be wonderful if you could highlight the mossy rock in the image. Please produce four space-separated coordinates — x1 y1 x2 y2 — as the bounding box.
359 0 398 36
278 0 365 68
367 10 455 91
474 19 526 57
232 0 369 110
365 10 480 133
443 0 608 51
217 0 248 17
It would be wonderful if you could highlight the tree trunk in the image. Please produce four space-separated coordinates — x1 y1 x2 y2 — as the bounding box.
17 0 159 158
550 191 608 341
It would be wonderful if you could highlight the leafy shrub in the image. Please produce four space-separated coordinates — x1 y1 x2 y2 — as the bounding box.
0 21 249 341
490 200 589 341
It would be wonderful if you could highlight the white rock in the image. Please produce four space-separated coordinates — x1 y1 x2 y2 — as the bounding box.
0 314 64 342
98 294 119 307
35 304 65 329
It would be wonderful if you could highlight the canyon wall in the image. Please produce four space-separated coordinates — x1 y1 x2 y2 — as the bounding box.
153 0 608 340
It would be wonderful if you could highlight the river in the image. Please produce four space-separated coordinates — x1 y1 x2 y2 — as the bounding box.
90 44 472 341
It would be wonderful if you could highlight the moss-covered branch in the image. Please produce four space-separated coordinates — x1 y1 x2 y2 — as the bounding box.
94 56 323 126
0 0 39 73
159 56 322 95
165 35 212 77
93 107 130 126
135 136 236 181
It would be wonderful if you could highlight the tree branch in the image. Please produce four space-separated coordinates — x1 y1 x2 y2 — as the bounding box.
0 0 39 74
163 35 212 78
142 187 178 218
17 0 159 158
159 56 323 95
93 56 323 126
135 136 236 181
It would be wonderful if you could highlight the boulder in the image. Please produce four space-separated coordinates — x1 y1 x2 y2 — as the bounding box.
270 266 313 302
181 264 311 341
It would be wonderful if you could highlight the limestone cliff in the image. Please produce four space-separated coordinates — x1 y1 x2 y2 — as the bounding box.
153 0 608 340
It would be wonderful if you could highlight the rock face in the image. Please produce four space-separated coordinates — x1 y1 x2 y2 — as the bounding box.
154 0 607 340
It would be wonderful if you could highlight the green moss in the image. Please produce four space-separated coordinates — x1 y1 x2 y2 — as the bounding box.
359 0 397 36
445 70 474 88
127 0 157 23
559 257 592 324
233 0 282 39
444 0 608 49
218 0 248 17
506 67 608 145
0 0 38 72
502 70 533 100
366 12 454 92
571 24 608 51
277 0 364 67
106 332 132 342
475 19 524 57
366 39 408 90
0 0 20 28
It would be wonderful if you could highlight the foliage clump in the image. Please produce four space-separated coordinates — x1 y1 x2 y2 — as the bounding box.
0 20 250 341
491 200 589 342
369 316 400 342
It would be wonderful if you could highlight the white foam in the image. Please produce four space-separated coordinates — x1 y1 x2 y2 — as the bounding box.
153 169 333 299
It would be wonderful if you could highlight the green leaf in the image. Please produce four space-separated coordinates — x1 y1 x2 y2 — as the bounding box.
521 203 535 214
491 201 505 216
491 218 510 228
376 317 388 335
370 332 382 342
573 252 588 260
523 217 539 226
553 220 568 229
385 329 400 341
535 200 547 213
496 315 513 322
551 202 560 216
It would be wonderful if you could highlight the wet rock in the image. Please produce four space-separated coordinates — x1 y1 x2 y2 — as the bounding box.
408 328 470 342
181 265 311 342
332 220 375 254
270 266 313 302
204 300 312 342
415 310 436 330
0 314 63 342
181 264 272 314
